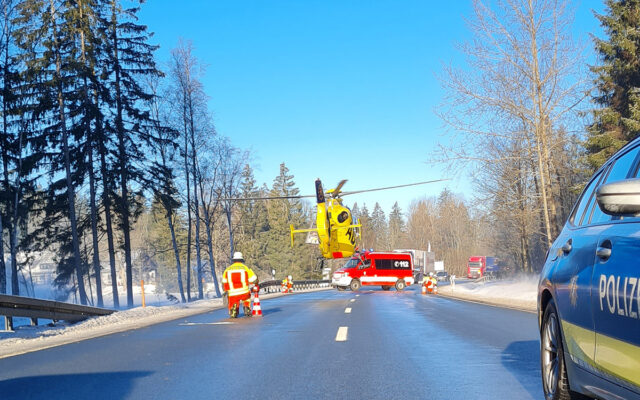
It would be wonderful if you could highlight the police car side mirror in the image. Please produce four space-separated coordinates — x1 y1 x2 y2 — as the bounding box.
596 178 640 216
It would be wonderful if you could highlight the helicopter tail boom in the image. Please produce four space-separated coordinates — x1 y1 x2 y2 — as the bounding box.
329 223 361 232
289 225 319 248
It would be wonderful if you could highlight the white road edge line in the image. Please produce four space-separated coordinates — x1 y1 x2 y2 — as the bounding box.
345 308 352 314
335 326 348 342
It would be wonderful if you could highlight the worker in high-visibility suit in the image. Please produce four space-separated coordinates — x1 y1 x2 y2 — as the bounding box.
287 275 293 292
281 275 293 293
222 252 258 318
424 272 435 294
421 273 431 293
430 273 438 294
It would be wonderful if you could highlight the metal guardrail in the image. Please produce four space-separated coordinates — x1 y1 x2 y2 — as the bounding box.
0 294 116 331
475 275 497 284
257 279 331 294
2 280 330 330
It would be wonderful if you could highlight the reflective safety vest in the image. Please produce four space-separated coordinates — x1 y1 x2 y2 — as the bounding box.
222 262 257 297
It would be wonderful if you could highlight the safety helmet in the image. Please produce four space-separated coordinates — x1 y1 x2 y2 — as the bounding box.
232 251 244 262
288 275 292 280
429 272 433 277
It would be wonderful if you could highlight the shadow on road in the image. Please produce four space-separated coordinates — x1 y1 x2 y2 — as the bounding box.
261 307 282 316
0 371 152 400
502 340 542 399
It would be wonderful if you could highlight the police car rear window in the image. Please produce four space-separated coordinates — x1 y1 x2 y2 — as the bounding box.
374 259 411 270
570 171 603 226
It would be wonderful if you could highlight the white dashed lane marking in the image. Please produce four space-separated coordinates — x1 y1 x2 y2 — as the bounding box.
179 322 234 326
335 326 349 342
350 299 355 302
355 295 360 297
345 308 352 314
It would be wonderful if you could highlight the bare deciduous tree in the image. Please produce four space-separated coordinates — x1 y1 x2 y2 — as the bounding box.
437 0 588 269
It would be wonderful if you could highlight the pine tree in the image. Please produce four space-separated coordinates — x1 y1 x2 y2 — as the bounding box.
586 0 640 170
67 0 110 307
388 202 406 250
371 202 388 250
358 204 372 250
0 0 23 295
265 163 309 279
104 0 162 307
14 0 90 304
236 165 269 276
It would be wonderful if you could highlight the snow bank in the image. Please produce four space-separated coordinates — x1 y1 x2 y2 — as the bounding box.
438 276 538 312
0 297 223 359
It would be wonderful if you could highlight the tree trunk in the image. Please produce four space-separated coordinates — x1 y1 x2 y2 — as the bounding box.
117 123 133 308
1 78 16 295
0 3 9 295
0 214 5 294
52 0 86 304
527 4 555 250
99 137 119 308
190 136 203 299
88 140 103 306
226 207 234 261
167 212 186 302
81 5 103 306
111 2 133 307
183 110 192 301
201 206 221 298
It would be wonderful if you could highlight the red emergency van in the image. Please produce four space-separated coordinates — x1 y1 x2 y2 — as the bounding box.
331 251 414 291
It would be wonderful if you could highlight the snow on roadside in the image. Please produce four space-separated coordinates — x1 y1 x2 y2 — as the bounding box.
438 276 538 312
0 297 224 359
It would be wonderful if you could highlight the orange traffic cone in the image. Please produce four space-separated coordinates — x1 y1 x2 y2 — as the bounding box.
252 290 263 317
421 284 427 295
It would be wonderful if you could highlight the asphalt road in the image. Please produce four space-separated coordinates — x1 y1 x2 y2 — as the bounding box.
0 286 542 399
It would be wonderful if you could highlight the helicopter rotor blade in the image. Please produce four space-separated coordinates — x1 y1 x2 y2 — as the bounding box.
223 194 317 201
340 178 450 197
328 179 348 197
221 178 449 201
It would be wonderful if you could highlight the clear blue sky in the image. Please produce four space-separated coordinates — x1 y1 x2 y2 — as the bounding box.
139 0 605 215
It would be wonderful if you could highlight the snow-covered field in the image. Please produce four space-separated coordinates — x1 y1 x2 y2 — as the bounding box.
438 276 538 312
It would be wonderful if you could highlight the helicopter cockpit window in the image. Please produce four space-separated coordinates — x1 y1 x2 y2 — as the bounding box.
342 259 358 269
337 211 349 223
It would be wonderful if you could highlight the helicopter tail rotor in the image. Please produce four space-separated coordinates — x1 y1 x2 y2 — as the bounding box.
315 179 325 204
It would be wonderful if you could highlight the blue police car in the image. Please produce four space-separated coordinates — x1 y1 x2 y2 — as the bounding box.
538 137 640 400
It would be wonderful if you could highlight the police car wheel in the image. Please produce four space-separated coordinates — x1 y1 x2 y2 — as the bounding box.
395 280 405 291
541 300 573 400
336 286 346 291
381 285 391 291
350 279 361 291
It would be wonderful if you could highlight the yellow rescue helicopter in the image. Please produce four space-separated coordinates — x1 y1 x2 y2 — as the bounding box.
288 178 448 260
230 178 447 260
290 179 361 259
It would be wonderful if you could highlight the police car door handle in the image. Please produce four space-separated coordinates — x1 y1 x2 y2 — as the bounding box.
561 240 572 254
596 240 612 260
596 247 611 260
